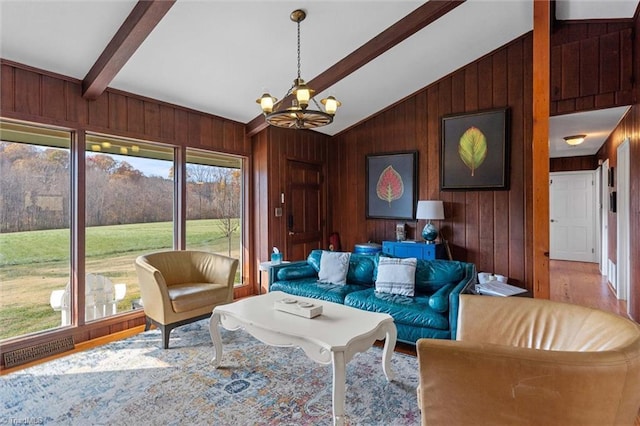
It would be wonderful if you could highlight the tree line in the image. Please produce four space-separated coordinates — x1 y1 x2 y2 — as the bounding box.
0 142 241 234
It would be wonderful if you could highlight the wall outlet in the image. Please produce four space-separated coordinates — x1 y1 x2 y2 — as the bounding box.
275 207 282 217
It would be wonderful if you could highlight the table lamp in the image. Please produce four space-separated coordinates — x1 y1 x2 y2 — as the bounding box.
416 200 444 243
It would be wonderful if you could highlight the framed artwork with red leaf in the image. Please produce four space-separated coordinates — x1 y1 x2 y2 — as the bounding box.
366 151 417 219
440 108 510 191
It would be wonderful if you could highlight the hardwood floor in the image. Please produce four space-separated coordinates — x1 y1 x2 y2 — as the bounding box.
550 259 631 319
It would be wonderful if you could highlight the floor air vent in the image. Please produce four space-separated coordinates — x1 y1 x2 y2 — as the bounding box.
3 336 74 368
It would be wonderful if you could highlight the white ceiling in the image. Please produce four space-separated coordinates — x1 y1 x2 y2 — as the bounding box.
1 0 638 157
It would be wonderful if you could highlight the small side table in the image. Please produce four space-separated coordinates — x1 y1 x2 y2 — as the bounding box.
258 261 290 294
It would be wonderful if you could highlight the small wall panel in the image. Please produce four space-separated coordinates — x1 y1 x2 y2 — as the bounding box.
550 21 634 115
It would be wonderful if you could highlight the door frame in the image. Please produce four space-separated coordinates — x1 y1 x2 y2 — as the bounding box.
600 159 609 276
616 138 630 305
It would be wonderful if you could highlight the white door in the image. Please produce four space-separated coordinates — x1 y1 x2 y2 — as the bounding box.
550 171 597 262
617 139 630 303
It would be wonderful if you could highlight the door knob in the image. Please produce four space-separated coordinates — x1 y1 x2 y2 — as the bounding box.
288 231 295 236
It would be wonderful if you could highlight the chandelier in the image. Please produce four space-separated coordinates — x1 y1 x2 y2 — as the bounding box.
256 9 341 130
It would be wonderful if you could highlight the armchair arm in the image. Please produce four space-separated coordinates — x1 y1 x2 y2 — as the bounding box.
267 261 309 290
447 263 476 339
417 338 636 426
134 257 173 322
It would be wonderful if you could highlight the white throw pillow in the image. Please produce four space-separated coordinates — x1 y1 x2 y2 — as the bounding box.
318 251 351 285
375 257 417 297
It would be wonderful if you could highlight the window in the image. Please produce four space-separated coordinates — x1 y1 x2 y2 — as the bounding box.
0 122 71 339
84 134 174 319
185 149 243 284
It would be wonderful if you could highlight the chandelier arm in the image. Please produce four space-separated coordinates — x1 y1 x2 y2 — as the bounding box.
311 97 323 111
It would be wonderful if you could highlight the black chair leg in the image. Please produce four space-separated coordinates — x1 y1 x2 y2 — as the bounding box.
160 325 169 349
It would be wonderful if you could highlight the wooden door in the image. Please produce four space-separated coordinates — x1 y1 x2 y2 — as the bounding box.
549 171 596 262
286 160 323 260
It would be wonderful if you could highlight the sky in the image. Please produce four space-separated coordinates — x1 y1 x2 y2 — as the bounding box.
110 154 172 179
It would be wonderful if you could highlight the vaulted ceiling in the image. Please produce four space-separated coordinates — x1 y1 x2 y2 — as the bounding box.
1 0 638 157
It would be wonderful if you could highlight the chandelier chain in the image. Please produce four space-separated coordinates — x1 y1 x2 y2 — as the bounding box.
296 19 301 80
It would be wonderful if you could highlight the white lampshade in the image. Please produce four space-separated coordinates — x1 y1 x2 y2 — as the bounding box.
416 200 444 220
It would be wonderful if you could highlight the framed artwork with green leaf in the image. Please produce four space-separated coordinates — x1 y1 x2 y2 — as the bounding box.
366 151 417 219
440 108 510 191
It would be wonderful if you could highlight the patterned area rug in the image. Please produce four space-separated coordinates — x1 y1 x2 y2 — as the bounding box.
1 319 420 425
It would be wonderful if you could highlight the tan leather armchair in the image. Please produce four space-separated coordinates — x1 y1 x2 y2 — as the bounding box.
417 294 640 426
135 250 239 349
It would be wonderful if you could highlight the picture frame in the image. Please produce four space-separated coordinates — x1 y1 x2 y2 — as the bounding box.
608 167 615 187
610 191 617 213
366 151 417 219
440 108 510 191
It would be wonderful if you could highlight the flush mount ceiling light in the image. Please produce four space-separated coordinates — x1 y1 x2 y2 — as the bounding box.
256 9 341 130
564 134 587 146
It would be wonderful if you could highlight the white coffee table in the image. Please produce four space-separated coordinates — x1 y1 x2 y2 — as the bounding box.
209 291 397 426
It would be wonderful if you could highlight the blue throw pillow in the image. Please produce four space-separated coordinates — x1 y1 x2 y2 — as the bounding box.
428 283 454 313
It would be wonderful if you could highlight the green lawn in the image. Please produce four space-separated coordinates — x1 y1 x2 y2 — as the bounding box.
0 219 241 340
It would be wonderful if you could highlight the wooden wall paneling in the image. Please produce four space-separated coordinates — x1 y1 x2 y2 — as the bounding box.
14 67 40 117
173 108 189 146
252 130 269 274
492 47 510 276
599 32 620 93
476 53 495 271
507 37 527 288
561 41 580 99
65 81 88 125
550 20 634 116
575 95 595 111
579 37 599 96
422 89 438 200
523 34 535 292
159 104 174 140
550 45 562 101
109 92 127 131
88 92 109 129
42 75 66 121
595 92 616 109
143 101 161 139
126 97 144 134
199 115 213 148
187 112 201 147
549 155 597 172
1 64 15 112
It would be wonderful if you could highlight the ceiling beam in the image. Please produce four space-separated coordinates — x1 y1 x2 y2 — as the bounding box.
82 0 176 100
246 0 466 137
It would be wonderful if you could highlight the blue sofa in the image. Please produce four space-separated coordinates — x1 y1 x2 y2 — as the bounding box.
268 250 476 344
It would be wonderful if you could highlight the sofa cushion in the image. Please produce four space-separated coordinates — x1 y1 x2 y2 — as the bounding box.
271 278 368 304
415 260 466 294
428 283 454 313
345 289 449 330
318 251 351 284
346 253 376 285
307 250 376 286
307 250 323 272
276 264 317 281
375 257 417 297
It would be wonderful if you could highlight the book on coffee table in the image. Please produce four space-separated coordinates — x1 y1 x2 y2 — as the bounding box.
475 280 527 297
